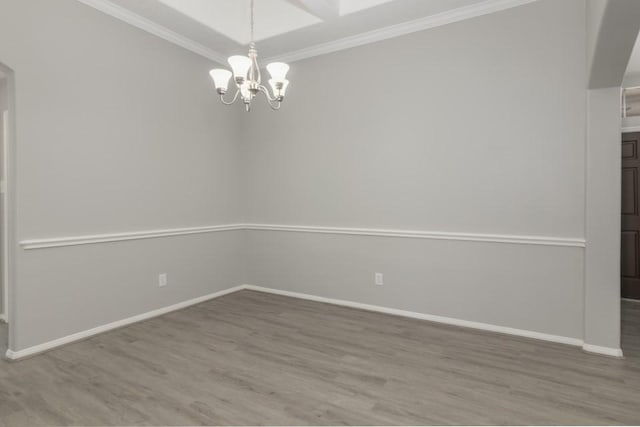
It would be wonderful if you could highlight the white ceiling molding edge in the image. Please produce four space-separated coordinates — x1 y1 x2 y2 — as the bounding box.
76 0 228 64
263 0 539 63
76 0 538 65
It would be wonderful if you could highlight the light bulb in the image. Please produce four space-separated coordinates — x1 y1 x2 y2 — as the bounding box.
269 79 290 99
266 62 290 82
228 55 252 82
209 69 232 93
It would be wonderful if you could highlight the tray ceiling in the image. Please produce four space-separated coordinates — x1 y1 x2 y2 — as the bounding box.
78 0 537 64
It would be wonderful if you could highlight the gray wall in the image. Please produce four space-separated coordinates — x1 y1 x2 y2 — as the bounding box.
584 0 640 353
0 0 244 350
585 87 621 350
0 0 621 353
587 0 640 89
0 77 5 320
0 77 7 110
243 0 589 340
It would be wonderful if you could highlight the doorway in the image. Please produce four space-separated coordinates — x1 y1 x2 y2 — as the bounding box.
622 131 640 301
621 130 640 355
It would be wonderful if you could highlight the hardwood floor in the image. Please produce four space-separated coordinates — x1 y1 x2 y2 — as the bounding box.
1 290 640 426
0 322 6 363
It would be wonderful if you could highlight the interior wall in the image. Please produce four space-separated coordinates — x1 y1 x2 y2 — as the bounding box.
243 0 588 341
0 77 7 110
0 0 627 355
584 0 640 354
584 87 622 352
588 0 640 90
0 76 6 321
0 0 245 351
623 73 640 88
624 57 640 130
623 116 640 130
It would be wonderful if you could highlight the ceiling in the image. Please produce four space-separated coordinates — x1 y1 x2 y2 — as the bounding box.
79 0 537 64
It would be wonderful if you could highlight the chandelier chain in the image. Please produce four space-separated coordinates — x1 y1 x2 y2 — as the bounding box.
250 0 254 44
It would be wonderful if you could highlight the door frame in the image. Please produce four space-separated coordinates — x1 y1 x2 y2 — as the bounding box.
0 63 16 357
1 109 8 321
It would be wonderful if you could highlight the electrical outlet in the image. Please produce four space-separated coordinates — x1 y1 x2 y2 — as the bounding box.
375 273 384 286
158 273 168 287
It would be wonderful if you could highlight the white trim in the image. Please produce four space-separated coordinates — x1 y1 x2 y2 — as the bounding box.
5 285 245 360
1 111 7 320
75 0 227 64
245 285 624 358
0 314 6 323
263 0 539 64
76 0 537 65
582 344 624 358
622 125 640 133
20 223 585 250
243 224 586 248
5 285 624 360
243 285 584 347
622 297 640 303
20 224 245 250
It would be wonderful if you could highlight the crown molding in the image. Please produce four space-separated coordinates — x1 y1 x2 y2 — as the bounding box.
76 0 227 64
77 0 538 66
263 0 539 64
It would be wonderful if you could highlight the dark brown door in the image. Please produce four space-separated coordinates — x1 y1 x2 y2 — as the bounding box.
622 132 640 300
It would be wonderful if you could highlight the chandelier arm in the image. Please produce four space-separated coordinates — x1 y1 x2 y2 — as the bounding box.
258 85 282 110
258 85 278 102
265 97 282 110
257 85 282 110
220 90 241 105
211 0 287 112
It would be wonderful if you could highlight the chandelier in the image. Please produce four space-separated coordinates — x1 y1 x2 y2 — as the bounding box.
209 0 290 112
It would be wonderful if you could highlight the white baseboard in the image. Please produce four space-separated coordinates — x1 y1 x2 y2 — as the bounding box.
582 344 624 358
5 285 245 360
6 284 624 360
241 285 623 358
242 285 585 347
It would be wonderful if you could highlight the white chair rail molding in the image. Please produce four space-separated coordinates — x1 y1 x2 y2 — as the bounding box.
18 223 586 250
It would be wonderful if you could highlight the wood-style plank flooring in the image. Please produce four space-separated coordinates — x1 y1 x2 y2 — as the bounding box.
1 290 640 426
0 323 6 361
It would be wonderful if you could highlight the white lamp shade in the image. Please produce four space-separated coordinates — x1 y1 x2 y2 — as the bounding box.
269 79 290 98
228 55 252 79
209 69 232 91
267 62 290 81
